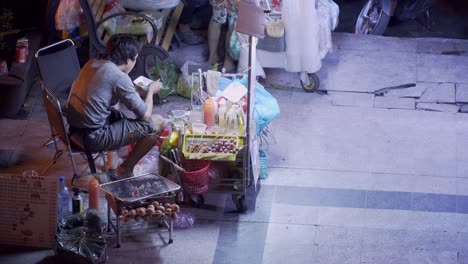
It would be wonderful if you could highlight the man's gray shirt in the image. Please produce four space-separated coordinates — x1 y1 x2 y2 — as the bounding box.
67 59 146 129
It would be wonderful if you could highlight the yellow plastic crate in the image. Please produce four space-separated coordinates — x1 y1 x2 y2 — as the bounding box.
182 134 240 161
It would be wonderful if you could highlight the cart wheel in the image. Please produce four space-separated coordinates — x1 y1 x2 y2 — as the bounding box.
169 239 173 244
301 73 320 92
188 194 205 208
232 195 247 213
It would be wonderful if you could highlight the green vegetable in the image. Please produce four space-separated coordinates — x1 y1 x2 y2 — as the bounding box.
148 56 180 98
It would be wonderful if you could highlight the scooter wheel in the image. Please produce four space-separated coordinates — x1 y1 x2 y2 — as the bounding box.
355 0 391 35
301 73 320 92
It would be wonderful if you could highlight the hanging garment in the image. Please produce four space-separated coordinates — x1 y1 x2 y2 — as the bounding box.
281 0 322 73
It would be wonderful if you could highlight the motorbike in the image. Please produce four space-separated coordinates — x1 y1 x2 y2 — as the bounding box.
355 0 436 35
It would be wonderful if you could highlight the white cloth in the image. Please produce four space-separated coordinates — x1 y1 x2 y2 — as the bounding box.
281 0 322 73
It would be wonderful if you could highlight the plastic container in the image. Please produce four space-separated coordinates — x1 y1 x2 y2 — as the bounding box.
58 176 70 220
182 134 240 161
189 105 204 123
218 100 227 128
88 177 100 210
191 122 207 134
204 97 218 127
180 160 210 195
169 110 188 123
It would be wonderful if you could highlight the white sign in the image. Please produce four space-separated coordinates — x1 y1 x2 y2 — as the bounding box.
0 174 58 248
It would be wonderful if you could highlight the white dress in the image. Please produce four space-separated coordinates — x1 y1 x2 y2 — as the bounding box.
281 0 322 73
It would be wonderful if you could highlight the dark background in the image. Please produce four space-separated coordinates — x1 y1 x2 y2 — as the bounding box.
334 0 468 39
0 0 50 30
1 0 467 46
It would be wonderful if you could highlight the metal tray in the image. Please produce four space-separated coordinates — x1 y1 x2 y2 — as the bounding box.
99 173 180 203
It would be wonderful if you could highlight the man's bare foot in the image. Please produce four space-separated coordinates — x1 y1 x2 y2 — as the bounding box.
115 166 134 178
208 55 218 65
223 58 236 72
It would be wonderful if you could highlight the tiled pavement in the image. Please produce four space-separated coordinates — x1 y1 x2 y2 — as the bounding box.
2 33 468 263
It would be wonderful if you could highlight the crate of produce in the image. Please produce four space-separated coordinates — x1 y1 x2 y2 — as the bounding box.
182 134 241 161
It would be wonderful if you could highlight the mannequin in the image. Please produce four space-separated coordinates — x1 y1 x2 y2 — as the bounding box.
207 0 239 71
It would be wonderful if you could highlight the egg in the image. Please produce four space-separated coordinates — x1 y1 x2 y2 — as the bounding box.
136 207 146 217
146 208 155 216
170 204 180 213
128 209 136 218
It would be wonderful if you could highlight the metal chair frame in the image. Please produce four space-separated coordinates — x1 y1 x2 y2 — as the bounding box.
40 81 106 187
35 39 81 147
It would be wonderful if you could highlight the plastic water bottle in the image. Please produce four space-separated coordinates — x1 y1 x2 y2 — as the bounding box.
58 176 70 221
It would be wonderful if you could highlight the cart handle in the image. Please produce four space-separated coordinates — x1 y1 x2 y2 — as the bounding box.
160 154 186 172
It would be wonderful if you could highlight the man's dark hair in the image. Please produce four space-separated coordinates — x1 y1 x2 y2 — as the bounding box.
103 34 142 65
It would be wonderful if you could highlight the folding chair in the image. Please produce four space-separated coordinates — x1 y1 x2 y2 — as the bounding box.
35 39 81 147
40 81 106 188
35 39 80 98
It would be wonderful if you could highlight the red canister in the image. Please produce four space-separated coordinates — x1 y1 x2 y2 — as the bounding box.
15 38 29 63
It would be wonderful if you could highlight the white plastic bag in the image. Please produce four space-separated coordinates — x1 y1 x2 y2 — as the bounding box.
55 0 82 30
329 0 340 31
138 146 159 175
317 5 333 58
176 60 200 99
316 0 340 31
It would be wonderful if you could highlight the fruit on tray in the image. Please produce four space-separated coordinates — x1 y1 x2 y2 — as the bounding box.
186 138 238 154
121 202 180 222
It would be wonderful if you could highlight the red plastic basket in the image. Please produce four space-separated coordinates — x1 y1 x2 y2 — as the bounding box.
180 160 210 195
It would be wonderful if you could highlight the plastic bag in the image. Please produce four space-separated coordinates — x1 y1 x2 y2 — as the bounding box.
139 146 159 175
228 15 240 61
173 212 195 229
176 61 200 99
317 5 333 58
56 209 106 263
148 56 180 98
316 0 340 31
329 0 340 31
218 76 280 133
55 0 82 30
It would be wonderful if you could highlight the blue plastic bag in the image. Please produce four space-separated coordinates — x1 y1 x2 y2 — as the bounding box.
228 15 240 60
217 76 280 133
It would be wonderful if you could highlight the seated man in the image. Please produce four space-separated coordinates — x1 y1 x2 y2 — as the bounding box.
66 34 165 178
